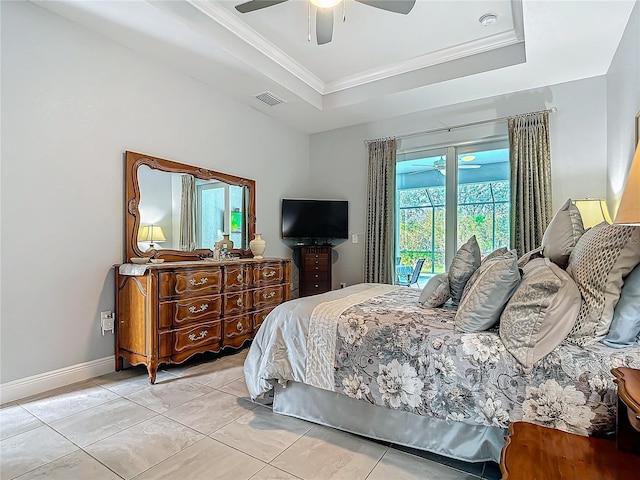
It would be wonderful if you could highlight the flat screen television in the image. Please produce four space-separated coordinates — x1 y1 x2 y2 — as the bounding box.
281 199 348 240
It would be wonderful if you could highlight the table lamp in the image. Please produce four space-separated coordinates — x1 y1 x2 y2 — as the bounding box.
138 225 167 251
573 199 612 229
614 142 640 225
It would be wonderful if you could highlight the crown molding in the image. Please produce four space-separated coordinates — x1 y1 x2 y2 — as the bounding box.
324 30 524 94
188 0 326 93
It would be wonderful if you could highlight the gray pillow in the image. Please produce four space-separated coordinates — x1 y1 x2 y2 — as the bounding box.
482 247 508 264
448 235 481 306
541 198 585 269
602 264 640 348
500 257 581 371
567 223 640 346
417 273 450 308
455 249 520 333
517 246 544 269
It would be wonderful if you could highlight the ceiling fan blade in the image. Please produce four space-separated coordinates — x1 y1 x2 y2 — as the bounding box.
235 0 289 14
316 8 334 45
355 0 416 15
459 165 481 169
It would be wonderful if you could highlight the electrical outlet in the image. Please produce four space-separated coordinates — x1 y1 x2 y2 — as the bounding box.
100 311 114 335
351 233 358 244
340 282 346 289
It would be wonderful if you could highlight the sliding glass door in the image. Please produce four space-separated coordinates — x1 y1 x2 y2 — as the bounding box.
396 139 510 283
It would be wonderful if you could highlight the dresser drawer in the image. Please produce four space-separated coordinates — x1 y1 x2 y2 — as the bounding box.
252 285 285 309
253 263 285 286
302 280 331 296
158 269 222 299
224 290 251 316
253 307 276 329
305 271 329 282
224 314 252 340
304 260 330 273
224 265 251 291
158 295 222 329
160 321 222 357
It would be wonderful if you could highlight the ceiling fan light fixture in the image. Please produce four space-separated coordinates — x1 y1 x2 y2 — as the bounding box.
461 155 476 162
310 0 341 8
479 13 498 27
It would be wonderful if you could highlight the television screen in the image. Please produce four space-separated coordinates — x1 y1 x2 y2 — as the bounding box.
282 199 348 239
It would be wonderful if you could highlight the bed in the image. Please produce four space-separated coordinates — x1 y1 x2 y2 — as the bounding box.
244 282 640 462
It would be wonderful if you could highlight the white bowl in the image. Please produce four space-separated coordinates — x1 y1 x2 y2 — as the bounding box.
130 257 150 264
150 258 165 264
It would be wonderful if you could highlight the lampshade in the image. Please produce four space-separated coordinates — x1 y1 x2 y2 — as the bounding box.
310 0 341 7
137 225 166 243
573 199 612 229
614 142 640 225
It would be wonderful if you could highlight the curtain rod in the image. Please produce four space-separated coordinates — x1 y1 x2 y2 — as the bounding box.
364 107 557 145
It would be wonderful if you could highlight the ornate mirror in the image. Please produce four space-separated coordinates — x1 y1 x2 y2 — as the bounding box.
125 151 256 261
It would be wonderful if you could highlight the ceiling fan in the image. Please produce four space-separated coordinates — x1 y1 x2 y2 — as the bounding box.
234 0 416 45
408 157 481 175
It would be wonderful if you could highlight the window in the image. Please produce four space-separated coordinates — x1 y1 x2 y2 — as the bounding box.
197 181 245 249
396 140 510 280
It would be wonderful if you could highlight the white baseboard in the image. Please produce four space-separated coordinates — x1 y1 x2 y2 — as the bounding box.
0 356 115 404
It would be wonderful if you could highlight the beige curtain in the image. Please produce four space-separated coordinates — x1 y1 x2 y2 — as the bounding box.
364 138 397 284
508 111 553 255
180 174 196 251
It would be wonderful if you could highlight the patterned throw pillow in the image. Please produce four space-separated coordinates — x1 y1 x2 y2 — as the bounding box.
500 258 581 371
567 223 640 346
417 273 450 308
448 235 481 306
455 250 521 332
541 198 585 269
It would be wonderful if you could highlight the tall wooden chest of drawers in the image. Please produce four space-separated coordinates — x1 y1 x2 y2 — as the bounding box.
115 258 291 383
299 246 332 297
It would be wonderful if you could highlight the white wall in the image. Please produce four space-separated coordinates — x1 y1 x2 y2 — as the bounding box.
310 77 608 289
606 0 640 214
0 1 309 384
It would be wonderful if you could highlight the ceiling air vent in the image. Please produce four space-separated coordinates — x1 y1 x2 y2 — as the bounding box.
254 91 286 107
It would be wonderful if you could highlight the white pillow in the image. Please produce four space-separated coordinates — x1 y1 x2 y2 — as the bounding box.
417 273 449 308
455 250 521 333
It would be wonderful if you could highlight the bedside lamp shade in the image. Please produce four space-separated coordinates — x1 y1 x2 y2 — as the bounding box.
573 199 612 229
614 142 640 225
138 225 166 251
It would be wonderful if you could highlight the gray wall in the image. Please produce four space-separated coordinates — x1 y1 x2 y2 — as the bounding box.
309 78 609 290
0 1 310 383
606 0 640 214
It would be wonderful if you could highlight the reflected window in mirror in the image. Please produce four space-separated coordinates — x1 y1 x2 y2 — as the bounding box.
136 164 249 253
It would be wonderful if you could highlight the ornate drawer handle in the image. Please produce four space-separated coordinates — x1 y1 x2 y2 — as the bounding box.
262 270 276 278
189 277 208 286
188 304 208 314
236 321 244 331
262 291 276 300
236 298 244 307
236 273 243 283
188 330 208 341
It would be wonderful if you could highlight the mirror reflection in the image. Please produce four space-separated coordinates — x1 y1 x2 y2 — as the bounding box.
137 165 248 252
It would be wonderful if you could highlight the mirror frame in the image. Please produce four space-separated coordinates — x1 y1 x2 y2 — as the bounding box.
125 151 256 262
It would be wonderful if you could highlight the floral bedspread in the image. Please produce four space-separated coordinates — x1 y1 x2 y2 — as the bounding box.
245 284 640 437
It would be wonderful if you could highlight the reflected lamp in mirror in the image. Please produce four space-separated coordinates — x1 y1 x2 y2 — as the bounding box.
573 199 612 229
138 225 166 251
614 142 640 225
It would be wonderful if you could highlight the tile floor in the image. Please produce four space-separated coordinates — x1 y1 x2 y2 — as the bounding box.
0 349 501 480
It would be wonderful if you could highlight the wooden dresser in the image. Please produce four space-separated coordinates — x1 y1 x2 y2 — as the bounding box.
299 246 332 297
115 258 291 383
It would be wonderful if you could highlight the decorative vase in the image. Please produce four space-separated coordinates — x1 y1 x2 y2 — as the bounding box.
215 234 234 252
249 233 266 259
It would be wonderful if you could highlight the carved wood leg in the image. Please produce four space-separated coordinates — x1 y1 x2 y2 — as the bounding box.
115 355 123 372
147 363 158 384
